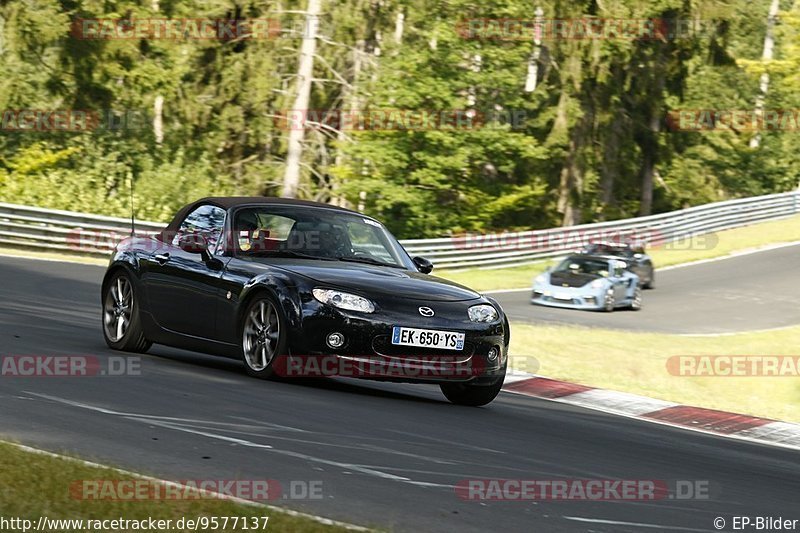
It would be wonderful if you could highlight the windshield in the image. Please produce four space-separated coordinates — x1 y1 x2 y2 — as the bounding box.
585 243 629 256
230 205 414 269
554 256 611 277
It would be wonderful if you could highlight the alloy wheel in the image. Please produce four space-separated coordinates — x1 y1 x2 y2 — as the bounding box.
103 276 133 342
243 300 281 371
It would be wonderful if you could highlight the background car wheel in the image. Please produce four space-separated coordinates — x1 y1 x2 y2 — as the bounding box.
603 291 615 312
241 294 287 379
643 269 655 289
102 271 151 353
629 286 643 311
440 368 506 407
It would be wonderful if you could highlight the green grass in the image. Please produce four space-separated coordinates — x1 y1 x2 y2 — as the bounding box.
508 323 800 423
438 214 800 292
0 442 359 532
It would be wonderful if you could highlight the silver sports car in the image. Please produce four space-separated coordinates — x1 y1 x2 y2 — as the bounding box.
531 255 642 312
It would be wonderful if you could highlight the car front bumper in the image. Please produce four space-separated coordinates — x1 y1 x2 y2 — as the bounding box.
530 285 606 310
283 297 508 384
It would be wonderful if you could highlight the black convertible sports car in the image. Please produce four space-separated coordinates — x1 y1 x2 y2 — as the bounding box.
102 197 509 406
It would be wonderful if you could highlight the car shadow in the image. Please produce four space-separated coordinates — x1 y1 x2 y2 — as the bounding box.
139 345 448 405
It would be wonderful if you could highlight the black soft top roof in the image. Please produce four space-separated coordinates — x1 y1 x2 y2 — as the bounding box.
565 254 618 263
198 196 359 211
163 196 361 236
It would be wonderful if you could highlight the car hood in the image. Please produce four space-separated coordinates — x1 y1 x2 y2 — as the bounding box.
548 271 602 288
267 260 482 302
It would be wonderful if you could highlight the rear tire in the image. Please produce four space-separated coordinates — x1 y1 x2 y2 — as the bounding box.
240 294 287 379
643 269 655 289
102 271 151 353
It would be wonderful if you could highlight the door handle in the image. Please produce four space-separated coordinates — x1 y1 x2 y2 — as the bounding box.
154 253 170 264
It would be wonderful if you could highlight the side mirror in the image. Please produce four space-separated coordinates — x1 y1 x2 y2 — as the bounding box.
413 256 434 274
179 233 210 260
545 265 552 272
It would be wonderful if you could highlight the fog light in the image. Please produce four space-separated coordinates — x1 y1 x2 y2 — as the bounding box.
487 347 499 361
326 332 345 349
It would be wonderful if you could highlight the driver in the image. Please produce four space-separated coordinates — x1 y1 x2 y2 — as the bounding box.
315 226 352 258
235 211 271 252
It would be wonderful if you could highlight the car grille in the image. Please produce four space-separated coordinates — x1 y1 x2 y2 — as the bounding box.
544 296 577 304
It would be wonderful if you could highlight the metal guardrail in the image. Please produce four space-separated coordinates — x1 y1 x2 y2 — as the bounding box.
0 191 797 269
402 191 800 269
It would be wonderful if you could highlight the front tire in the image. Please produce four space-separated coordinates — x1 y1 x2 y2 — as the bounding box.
102 271 151 353
241 294 287 379
440 370 505 407
603 291 615 312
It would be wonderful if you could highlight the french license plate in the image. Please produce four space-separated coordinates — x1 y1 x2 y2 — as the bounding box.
391 326 465 351
554 292 571 300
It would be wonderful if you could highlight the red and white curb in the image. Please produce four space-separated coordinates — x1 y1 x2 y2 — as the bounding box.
502 374 800 452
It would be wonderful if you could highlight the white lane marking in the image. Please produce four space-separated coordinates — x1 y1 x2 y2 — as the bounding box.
562 515 716 532
135 418 274 448
501 386 800 452
229 416 310 432
485 240 800 294
562 389 678 417
677 324 800 337
2 440 368 531
27 392 462 490
132 414 307 433
186 425 462 465
387 430 507 454
136 418 429 484
26 392 307 434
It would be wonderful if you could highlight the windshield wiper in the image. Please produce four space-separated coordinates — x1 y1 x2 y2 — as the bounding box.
336 256 406 269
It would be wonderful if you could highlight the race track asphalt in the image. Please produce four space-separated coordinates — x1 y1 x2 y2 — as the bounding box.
0 254 798 532
491 243 800 334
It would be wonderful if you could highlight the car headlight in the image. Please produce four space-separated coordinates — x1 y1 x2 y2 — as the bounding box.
590 279 605 289
468 304 499 323
312 288 375 313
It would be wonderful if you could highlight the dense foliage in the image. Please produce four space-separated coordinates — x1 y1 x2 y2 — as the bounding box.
1 0 798 237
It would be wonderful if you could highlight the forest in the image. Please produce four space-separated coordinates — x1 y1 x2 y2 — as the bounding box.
1 0 799 238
